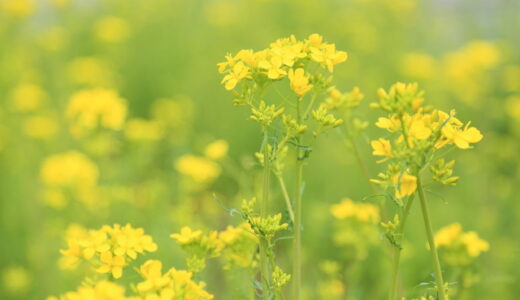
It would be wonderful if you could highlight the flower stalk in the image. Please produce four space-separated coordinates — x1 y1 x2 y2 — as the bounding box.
416 176 448 300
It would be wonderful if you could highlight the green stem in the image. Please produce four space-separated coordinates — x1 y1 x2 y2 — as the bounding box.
389 194 415 300
293 99 303 300
260 131 271 294
416 176 448 300
276 174 295 223
292 160 303 300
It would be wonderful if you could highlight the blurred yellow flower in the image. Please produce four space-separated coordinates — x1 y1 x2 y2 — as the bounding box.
23 116 58 139
330 198 380 223
435 223 489 259
42 189 67 209
50 0 70 8
435 223 462 247
66 88 127 135
175 155 221 183
68 57 114 87
48 281 128 300
502 65 520 92
1 0 35 17
10 83 46 112
505 95 520 121
60 224 157 277
442 41 501 104
402 53 436 79
170 226 203 245
124 118 164 141
40 151 99 188
135 260 214 300
39 26 67 52
94 16 131 43
2 266 31 294
204 140 229 160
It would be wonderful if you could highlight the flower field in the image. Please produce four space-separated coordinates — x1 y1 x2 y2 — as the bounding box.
0 0 519 299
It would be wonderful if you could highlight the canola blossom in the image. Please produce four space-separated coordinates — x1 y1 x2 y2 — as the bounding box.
2 2 509 299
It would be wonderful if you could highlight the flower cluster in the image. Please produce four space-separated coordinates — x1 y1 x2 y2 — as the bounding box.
48 260 214 300
40 151 99 208
170 222 258 273
46 281 130 300
59 224 157 278
135 260 213 300
330 198 380 223
434 223 490 265
329 198 381 260
175 155 221 184
218 34 347 91
370 82 483 200
66 88 127 137
218 34 349 142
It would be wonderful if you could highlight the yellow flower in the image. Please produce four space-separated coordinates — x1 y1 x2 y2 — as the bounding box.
434 223 462 247
407 117 432 141
258 54 287 79
81 230 111 259
40 151 98 188
1 0 35 17
221 61 251 90
435 223 489 258
506 95 520 121
42 189 67 209
124 118 164 141
23 116 58 139
392 173 417 199
51 281 128 300
136 260 171 293
170 227 203 245
66 88 127 134
2 266 31 294
59 240 83 269
330 198 380 223
375 116 400 132
460 231 490 257
310 43 348 72
50 0 71 8
96 251 126 278
307 33 324 47
371 138 392 157
288 68 312 97
175 155 221 183
402 53 436 79
441 123 483 149
10 83 46 112
68 57 113 87
94 16 131 43
204 140 229 160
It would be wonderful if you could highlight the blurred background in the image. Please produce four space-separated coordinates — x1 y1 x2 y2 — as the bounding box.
0 0 519 299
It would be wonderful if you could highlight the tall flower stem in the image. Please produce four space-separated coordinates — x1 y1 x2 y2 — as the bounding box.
276 174 295 223
292 99 303 300
343 134 377 195
389 194 415 300
416 176 448 300
259 131 271 293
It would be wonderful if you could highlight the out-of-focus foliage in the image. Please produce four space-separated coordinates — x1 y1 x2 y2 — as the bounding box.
0 0 518 299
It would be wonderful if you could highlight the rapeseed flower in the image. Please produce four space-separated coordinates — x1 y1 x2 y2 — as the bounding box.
66 88 127 135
